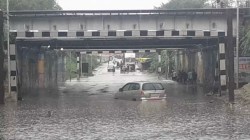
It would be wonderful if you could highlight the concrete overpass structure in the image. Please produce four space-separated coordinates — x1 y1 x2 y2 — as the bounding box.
0 8 242 103
9 9 235 50
9 9 236 34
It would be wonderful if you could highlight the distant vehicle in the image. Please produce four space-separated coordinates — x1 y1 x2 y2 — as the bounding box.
114 82 166 101
107 64 115 72
115 59 123 68
121 53 136 72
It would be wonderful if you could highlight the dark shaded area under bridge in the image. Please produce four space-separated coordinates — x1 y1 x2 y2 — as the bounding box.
14 36 231 98
16 37 220 50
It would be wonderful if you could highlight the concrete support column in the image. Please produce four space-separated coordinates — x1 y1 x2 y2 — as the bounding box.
90 54 93 74
175 50 180 71
69 51 72 82
158 50 161 73
9 44 17 101
166 51 170 78
226 9 235 103
0 11 4 104
63 54 66 82
183 50 188 72
38 53 45 88
76 52 80 80
197 51 204 84
219 41 227 91
80 53 82 76
179 50 184 71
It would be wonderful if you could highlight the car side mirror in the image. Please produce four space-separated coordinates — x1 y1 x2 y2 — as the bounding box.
119 88 123 92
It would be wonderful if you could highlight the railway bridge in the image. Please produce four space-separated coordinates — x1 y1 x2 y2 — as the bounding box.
0 8 242 103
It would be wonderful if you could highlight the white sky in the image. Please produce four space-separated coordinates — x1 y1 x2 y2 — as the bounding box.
57 0 168 10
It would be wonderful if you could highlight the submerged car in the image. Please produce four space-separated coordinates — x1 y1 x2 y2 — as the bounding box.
114 82 166 101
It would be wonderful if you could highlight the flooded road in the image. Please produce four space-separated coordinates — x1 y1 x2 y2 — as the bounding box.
1 63 250 139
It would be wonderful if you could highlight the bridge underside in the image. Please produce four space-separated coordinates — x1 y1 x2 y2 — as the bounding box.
16 37 219 50
7 35 232 103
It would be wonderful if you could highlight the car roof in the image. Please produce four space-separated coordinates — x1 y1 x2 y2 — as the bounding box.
128 81 162 84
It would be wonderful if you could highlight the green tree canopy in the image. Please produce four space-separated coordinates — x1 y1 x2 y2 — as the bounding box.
156 0 209 10
0 0 62 11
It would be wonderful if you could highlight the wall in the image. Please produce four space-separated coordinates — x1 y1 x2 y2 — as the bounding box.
16 47 65 97
176 47 217 88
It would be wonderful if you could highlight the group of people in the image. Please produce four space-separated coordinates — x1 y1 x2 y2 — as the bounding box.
172 70 197 84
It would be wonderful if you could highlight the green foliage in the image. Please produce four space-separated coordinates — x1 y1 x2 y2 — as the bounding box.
148 53 158 73
146 50 175 74
65 53 101 79
90 55 101 71
0 0 62 11
240 26 250 55
156 0 209 9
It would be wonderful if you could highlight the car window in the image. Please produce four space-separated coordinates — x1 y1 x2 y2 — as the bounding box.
128 83 140 90
122 84 131 91
153 83 164 90
142 83 155 90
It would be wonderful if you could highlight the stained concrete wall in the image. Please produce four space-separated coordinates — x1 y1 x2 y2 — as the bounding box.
16 47 66 96
176 47 217 87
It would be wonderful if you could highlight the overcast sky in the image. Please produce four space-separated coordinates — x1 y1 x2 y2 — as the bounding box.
57 0 168 10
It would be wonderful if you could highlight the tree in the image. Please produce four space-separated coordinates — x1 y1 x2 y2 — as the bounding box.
240 26 250 55
156 0 209 10
0 0 62 11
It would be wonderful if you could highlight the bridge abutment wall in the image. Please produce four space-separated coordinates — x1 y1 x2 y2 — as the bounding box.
176 47 217 88
16 47 65 97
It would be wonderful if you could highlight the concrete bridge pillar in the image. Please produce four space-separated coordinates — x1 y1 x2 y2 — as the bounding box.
9 44 18 101
76 52 80 80
175 50 180 72
0 11 4 104
157 50 161 73
197 51 204 84
38 53 45 88
219 40 227 91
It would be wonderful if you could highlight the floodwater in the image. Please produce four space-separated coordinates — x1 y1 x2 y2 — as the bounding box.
1 63 250 139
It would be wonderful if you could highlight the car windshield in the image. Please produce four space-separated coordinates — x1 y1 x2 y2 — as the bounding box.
153 83 164 90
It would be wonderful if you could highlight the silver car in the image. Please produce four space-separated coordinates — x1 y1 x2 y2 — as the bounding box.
114 82 166 101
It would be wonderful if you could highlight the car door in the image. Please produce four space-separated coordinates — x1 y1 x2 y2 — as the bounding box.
127 83 140 100
119 83 131 100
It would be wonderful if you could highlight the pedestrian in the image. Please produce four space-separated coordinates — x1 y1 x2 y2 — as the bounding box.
172 70 177 81
188 70 193 84
183 71 188 84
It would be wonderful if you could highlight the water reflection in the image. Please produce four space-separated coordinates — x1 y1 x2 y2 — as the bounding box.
138 100 167 116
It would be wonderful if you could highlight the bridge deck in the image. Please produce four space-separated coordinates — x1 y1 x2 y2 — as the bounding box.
16 37 221 50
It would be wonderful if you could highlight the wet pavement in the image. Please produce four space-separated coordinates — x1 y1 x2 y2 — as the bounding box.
1 63 250 139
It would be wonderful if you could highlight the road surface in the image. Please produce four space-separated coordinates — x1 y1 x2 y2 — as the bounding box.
1 63 250 139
